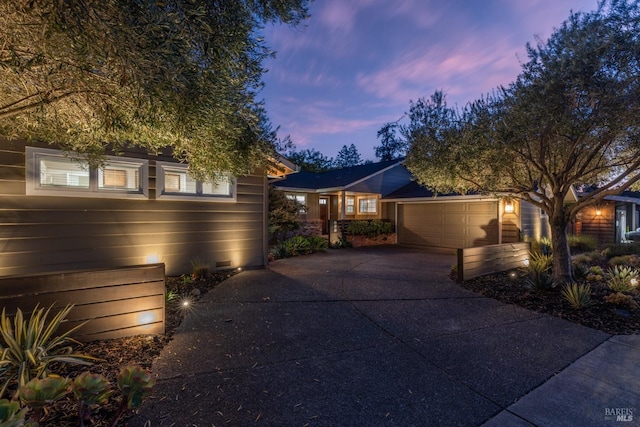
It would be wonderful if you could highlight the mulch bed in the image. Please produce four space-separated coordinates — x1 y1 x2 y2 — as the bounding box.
25 265 640 425
31 270 237 427
459 269 640 335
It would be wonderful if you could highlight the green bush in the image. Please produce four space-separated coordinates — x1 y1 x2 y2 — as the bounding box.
346 220 393 237
285 235 312 256
306 235 328 252
568 235 598 254
561 283 592 309
528 237 552 255
269 235 328 260
604 243 640 258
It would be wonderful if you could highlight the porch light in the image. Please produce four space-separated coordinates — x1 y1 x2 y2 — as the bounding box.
504 202 515 214
596 209 602 216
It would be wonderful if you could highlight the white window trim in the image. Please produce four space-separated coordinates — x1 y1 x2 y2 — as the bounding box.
25 146 148 199
156 161 236 202
286 193 307 213
358 197 378 214
346 196 355 214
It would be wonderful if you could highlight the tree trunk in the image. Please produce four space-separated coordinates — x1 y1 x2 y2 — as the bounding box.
549 211 573 284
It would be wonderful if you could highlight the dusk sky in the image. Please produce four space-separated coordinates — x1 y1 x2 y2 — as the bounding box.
261 0 600 162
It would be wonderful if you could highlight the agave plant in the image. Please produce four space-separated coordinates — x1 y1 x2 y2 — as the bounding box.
0 304 96 398
606 265 639 293
561 283 592 309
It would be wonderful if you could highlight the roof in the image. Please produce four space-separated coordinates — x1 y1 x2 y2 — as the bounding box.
603 190 640 203
273 158 406 193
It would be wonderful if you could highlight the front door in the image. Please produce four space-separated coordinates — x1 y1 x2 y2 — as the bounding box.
320 197 329 234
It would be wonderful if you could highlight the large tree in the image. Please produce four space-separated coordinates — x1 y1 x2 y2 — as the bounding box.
402 0 640 283
375 122 406 161
334 144 363 168
285 148 335 173
0 0 308 179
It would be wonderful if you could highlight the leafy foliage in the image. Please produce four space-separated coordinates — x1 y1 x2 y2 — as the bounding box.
525 252 555 290
0 0 309 179
268 186 303 242
346 220 394 237
375 122 407 161
116 365 155 410
0 305 95 398
604 292 639 309
269 235 328 259
0 399 27 427
334 144 363 168
285 148 335 173
604 243 640 258
561 283 592 309
399 1 640 283
567 235 598 254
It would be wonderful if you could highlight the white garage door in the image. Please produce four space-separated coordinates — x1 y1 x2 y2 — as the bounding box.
398 201 499 248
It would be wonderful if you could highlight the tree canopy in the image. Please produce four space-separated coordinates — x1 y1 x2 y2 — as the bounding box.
334 144 363 168
0 0 309 179
398 0 640 281
285 148 335 173
375 122 406 161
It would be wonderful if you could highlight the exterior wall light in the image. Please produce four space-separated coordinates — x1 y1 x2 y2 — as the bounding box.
504 202 515 214
596 209 602 216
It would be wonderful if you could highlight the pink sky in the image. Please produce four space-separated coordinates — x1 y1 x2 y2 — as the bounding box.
261 0 600 161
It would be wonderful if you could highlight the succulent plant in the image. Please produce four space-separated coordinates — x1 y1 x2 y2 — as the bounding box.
18 376 71 409
116 365 155 409
72 372 112 427
0 398 28 427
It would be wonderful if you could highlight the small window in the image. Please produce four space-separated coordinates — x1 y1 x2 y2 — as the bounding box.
157 162 235 201
26 147 148 199
286 194 306 213
346 196 355 214
358 197 377 214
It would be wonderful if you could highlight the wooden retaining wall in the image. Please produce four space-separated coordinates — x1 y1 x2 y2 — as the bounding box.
0 263 165 341
457 242 530 282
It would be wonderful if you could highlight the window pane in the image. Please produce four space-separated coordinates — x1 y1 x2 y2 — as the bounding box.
202 177 231 196
39 157 89 188
164 169 196 193
98 162 140 191
359 198 377 213
346 197 355 214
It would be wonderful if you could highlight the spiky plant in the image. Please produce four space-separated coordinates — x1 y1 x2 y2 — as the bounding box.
561 283 592 309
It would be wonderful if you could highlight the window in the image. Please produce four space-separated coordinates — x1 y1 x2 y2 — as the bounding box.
157 162 235 201
26 147 148 199
286 193 306 213
346 196 355 214
358 197 377 214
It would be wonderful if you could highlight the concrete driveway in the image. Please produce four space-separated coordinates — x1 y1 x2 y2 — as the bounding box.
128 246 637 426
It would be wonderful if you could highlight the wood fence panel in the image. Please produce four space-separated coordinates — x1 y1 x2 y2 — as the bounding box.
0 264 165 341
457 242 530 282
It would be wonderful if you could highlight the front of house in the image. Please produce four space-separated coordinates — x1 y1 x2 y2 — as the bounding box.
273 159 556 250
0 139 273 277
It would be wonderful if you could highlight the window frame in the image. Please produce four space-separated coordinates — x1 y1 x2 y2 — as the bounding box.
286 193 307 213
358 197 378 214
346 196 355 214
25 146 148 199
156 161 236 202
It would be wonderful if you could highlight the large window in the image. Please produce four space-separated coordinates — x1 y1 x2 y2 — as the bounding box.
26 147 148 199
157 162 235 201
358 197 378 214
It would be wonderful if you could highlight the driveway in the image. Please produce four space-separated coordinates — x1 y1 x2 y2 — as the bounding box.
128 246 632 426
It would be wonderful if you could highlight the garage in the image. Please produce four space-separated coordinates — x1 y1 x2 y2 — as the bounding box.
397 200 499 249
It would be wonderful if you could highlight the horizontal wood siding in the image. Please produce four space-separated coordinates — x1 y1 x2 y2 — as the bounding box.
457 242 531 282
577 203 615 245
520 201 551 241
0 140 266 276
0 264 165 341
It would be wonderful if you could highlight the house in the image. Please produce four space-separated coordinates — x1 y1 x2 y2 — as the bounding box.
573 191 640 245
273 159 559 249
0 139 279 277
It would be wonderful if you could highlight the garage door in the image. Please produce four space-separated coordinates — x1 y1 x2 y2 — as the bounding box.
398 201 499 248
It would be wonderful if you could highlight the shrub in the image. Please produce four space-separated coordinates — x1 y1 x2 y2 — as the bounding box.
0 305 95 398
568 234 598 254
561 283 592 309
346 220 393 237
609 255 633 267
285 235 312 256
306 235 328 252
529 237 552 255
604 292 639 309
525 251 555 290
589 265 605 276
573 263 589 280
604 243 640 258
528 251 553 273
606 265 639 293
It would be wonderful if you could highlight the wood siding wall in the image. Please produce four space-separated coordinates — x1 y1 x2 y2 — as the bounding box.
0 140 266 277
0 264 165 341
576 203 615 245
520 201 550 241
457 242 530 282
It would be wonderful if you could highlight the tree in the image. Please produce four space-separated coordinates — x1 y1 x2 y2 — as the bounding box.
334 144 363 168
375 122 406 161
403 0 640 283
0 0 309 180
267 186 304 243
285 148 335 173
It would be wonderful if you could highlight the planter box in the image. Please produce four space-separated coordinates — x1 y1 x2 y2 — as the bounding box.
347 233 397 247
